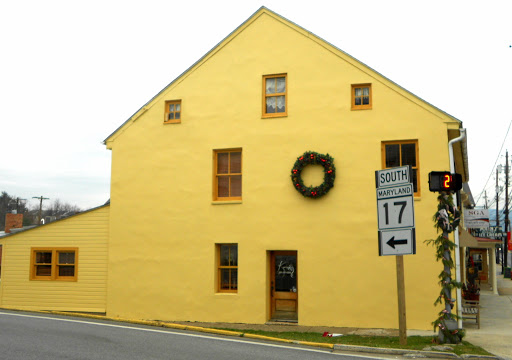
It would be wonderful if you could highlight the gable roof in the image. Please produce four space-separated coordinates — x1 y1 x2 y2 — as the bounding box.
103 6 462 146
0 203 110 239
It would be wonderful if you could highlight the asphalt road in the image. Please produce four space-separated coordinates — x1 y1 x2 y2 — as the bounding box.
0 310 390 360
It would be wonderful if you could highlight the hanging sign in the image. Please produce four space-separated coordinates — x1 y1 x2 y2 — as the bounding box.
471 226 504 240
464 209 490 229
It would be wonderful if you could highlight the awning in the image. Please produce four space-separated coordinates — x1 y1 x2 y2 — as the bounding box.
459 228 479 247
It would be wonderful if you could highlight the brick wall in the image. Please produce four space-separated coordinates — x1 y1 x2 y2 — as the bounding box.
5 213 23 233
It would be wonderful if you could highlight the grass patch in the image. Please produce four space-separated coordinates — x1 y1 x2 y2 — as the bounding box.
214 328 493 356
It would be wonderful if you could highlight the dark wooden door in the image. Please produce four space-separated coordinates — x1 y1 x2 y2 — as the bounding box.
270 251 297 321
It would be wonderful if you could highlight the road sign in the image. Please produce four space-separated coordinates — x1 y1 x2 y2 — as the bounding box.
375 166 415 346
375 167 416 256
376 184 414 229
375 165 412 188
379 229 416 256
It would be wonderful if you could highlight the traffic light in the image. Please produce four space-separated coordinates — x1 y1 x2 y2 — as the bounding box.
428 171 463 192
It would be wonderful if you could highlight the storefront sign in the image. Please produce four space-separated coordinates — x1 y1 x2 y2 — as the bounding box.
471 226 504 240
464 209 489 229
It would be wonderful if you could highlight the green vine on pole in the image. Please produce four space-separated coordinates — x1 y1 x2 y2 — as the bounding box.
424 192 465 344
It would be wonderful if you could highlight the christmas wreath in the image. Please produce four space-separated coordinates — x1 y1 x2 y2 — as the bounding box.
291 151 336 198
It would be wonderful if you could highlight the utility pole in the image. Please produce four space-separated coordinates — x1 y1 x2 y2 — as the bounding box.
8 197 26 214
496 167 502 265
14 197 27 213
505 150 510 269
484 191 489 209
497 167 500 229
32 196 49 225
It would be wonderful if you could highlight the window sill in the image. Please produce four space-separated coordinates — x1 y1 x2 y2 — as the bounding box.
30 278 77 282
351 107 372 111
164 120 181 124
262 114 287 119
212 200 242 205
215 292 238 295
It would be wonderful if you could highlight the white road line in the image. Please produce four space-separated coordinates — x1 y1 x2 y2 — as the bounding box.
0 311 390 359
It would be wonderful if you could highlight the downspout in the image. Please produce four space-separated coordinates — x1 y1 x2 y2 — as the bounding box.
448 128 466 329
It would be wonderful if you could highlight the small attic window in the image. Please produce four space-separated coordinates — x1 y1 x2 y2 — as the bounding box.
164 100 181 124
263 74 287 118
351 84 372 110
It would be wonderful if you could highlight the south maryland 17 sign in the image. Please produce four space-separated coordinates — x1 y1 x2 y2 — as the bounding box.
375 166 416 256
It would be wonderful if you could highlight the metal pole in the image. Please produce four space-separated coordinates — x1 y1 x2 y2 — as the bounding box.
505 150 509 269
497 167 500 229
497 168 502 266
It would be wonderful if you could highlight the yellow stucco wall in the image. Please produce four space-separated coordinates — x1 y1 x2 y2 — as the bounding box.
105 9 462 330
0 205 109 312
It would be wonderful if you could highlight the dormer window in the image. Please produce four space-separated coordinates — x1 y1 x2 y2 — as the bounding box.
164 100 181 124
263 74 287 118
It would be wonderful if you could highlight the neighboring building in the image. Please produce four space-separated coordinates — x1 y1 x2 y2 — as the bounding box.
459 190 501 295
0 205 109 312
0 7 470 331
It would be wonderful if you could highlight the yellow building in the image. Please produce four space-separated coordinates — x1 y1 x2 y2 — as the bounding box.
0 7 469 331
103 7 468 330
0 205 109 312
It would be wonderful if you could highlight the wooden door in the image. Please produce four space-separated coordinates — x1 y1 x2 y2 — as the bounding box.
270 251 298 321
469 249 488 283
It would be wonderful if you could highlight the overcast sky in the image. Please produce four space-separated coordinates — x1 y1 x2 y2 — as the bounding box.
1 0 511 211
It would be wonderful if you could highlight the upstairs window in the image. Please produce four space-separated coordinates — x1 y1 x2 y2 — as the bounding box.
263 74 287 117
351 84 372 110
30 248 78 281
164 100 181 124
213 149 242 201
382 140 420 195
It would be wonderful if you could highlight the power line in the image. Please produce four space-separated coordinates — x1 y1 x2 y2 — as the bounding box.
475 119 512 205
487 181 506 209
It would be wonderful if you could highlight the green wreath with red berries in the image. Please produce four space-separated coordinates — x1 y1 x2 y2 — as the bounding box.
291 151 336 198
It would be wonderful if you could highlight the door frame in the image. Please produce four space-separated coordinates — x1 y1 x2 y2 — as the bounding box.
269 250 298 321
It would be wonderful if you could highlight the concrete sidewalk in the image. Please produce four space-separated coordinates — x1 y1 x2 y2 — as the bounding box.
463 264 512 360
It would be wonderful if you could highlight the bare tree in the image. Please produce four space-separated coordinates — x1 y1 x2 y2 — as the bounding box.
44 199 81 221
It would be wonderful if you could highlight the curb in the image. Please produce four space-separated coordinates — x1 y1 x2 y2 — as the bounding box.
1 308 500 359
333 344 459 358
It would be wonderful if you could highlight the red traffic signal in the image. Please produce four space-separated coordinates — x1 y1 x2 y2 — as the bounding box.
428 171 463 192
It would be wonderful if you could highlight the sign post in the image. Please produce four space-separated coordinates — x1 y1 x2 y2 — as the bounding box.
375 166 416 345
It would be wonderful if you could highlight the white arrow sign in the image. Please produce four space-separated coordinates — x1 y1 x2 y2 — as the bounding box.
379 229 416 256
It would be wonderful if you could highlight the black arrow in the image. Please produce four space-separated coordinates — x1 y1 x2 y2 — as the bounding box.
387 236 408 249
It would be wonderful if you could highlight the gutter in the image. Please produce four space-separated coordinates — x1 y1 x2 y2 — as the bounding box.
448 128 466 329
